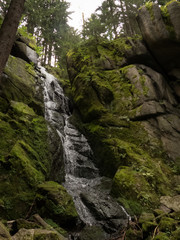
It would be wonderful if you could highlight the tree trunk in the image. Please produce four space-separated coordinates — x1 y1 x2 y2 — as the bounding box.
43 42 48 65
0 0 26 79
48 43 52 66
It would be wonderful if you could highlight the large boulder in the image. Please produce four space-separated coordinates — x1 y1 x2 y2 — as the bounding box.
137 1 180 79
11 41 38 65
36 181 78 229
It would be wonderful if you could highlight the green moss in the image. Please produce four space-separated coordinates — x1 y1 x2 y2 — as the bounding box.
172 227 180 240
0 57 50 220
112 166 159 207
78 225 106 240
125 228 142 240
117 197 143 216
25 62 37 77
154 232 169 240
145 2 155 20
10 140 45 186
68 35 176 220
44 219 67 237
10 101 36 116
3 56 35 104
161 2 176 39
36 181 78 229
0 221 11 239
159 217 177 232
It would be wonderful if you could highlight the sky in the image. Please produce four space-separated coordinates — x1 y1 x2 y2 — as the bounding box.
68 0 104 31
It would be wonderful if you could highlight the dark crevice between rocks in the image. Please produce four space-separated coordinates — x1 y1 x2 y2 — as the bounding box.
130 112 167 121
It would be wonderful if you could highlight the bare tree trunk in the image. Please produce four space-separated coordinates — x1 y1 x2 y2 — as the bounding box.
43 42 48 65
0 0 26 79
48 43 52 66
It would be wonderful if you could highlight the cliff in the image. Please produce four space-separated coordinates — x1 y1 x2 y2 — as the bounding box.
67 1 180 239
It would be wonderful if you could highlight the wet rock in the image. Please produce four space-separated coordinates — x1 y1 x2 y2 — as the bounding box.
81 191 128 233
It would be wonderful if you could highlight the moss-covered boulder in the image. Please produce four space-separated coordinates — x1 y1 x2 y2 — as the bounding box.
36 181 78 229
0 55 50 220
12 228 66 240
77 226 107 240
0 107 49 219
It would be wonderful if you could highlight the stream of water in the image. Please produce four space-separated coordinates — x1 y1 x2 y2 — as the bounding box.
40 66 130 235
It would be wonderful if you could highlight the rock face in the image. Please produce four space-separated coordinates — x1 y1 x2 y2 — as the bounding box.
137 1 180 97
0 33 74 237
11 41 38 65
137 1 180 72
67 0 180 225
36 181 78 229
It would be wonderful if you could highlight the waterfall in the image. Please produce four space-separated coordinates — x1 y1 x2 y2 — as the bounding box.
40 66 130 235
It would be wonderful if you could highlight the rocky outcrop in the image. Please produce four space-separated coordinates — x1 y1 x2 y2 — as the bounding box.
36 181 78 229
0 33 75 238
137 1 180 72
137 1 180 98
11 34 38 65
11 41 38 65
67 2 180 239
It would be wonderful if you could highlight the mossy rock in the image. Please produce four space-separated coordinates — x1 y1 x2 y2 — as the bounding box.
2 56 36 104
14 219 41 232
154 232 170 240
78 226 106 240
139 212 156 224
0 102 49 220
159 216 177 232
9 140 45 186
12 228 66 240
172 227 180 240
125 228 143 240
112 166 158 206
44 219 67 237
0 221 11 240
10 101 36 116
72 74 107 122
36 181 78 229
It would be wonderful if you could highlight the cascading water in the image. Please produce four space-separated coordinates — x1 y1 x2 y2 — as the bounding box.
40 66 130 236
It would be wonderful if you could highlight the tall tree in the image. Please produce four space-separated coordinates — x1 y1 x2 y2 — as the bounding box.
0 0 26 79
